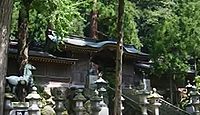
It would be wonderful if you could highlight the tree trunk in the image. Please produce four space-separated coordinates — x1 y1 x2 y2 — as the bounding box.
17 0 31 75
0 0 13 114
170 74 176 104
90 0 98 39
17 0 33 102
194 57 197 77
114 0 124 115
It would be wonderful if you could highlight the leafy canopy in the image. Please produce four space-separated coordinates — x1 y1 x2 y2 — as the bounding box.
11 0 142 49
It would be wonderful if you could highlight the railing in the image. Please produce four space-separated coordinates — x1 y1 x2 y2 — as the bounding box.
159 99 191 115
108 87 151 115
109 87 191 115
122 88 153 115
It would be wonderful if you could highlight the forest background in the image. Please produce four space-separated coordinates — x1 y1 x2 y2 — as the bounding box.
10 0 200 79
1 0 200 114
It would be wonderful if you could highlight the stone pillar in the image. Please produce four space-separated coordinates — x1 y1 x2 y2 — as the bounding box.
91 90 102 115
148 88 163 115
73 89 86 115
137 83 150 115
185 81 195 114
26 86 41 115
99 96 109 115
4 93 14 115
53 97 65 115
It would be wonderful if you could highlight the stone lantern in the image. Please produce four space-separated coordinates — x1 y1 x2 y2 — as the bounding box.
94 76 108 98
53 97 65 115
189 86 200 115
94 75 108 89
73 89 86 115
186 80 193 95
137 82 150 115
148 88 163 115
90 90 102 115
50 87 66 115
26 86 41 115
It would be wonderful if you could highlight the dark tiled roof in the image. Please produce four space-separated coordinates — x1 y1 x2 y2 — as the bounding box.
47 30 149 57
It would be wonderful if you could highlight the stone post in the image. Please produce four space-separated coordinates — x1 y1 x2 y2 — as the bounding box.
99 96 109 115
137 83 150 115
73 89 86 115
4 93 14 115
189 86 200 115
91 90 102 115
26 86 41 115
185 82 195 114
148 88 163 115
53 97 65 115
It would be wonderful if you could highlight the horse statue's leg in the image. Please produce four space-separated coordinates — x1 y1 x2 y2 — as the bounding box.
15 80 27 102
12 86 17 94
5 79 15 94
5 82 12 94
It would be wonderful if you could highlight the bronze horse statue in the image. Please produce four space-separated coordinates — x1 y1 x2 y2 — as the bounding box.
6 63 36 101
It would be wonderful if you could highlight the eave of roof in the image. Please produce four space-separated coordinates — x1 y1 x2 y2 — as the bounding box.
9 48 78 64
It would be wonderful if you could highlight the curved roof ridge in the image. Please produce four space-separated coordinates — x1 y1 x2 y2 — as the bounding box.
47 32 148 56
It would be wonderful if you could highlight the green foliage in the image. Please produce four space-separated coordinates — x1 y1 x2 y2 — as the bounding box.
11 0 91 42
10 1 20 39
124 1 141 48
176 0 200 57
136 0 200 76
11 0 200 79
150 14 189 74
195 76 200 89
98 0 142 48
11 0 142 49
41 105 56 115
48 0 90 37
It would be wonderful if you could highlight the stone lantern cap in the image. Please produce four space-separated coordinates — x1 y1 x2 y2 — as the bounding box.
185 80 193 89
94 77 108 84
73 92 86 101
26 86 41 100
186 83 193 88
148 88 163 99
